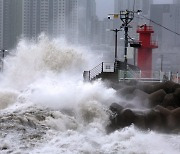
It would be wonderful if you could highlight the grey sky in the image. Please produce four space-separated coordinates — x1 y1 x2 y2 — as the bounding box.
153 0 173 4
96 0 114 20
95 0 174 20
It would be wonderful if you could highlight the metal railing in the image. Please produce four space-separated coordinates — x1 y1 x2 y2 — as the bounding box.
89 62 115 80
137 25 153 32
84 61 180 84
150 41 158 47
127 66 141 78
89 63 103 80
119 70 180 83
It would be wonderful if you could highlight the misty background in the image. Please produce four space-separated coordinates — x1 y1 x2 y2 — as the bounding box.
0 0 180 72
96 0 114 20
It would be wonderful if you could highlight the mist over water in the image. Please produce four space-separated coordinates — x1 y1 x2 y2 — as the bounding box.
0 36 180 154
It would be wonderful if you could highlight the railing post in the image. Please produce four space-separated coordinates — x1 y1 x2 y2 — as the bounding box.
114 62 116 72
177 72 179 83
160 70 162 82
168 71 171 81
89 71 91 81
140 70 142 79
102 62 103 73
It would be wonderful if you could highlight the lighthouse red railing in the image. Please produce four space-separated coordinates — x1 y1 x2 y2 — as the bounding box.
137 25 154 33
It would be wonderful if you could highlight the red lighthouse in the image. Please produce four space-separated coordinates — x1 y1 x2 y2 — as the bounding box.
137 24 158 77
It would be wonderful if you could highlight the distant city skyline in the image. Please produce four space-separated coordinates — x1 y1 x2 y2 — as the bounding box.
0 0 97 49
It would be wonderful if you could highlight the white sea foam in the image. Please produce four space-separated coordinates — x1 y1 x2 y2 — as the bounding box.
0 36 180 154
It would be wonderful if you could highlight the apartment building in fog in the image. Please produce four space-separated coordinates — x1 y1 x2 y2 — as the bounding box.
0 0 23 49
0 0 3 49
0 0 97 49
150 4 180 48
22 0 97 43
150 3 180 72
22 0 65 38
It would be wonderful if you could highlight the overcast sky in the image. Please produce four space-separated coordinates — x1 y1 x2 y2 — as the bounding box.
95 0 174 20
153 0 173 4
95 0 114 20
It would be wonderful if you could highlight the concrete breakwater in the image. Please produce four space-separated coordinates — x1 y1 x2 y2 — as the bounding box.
107 81 180 133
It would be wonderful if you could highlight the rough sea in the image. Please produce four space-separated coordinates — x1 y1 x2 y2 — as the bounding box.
0 35 180 154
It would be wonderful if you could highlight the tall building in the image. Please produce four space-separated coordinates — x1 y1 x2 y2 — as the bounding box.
68 0 79 43
174 0 180 4
0 0 22 50
150 4 180 48
150 4 180 72
0 0 97 49
53 0 69 37
0 0 3 49
22 0 94 43
67 0 97 44
23 0 54 38
86 0 96 44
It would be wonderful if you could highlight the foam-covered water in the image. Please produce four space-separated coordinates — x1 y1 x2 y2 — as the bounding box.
0 35 180 154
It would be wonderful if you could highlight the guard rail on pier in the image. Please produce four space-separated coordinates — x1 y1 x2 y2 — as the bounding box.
83 62 179 83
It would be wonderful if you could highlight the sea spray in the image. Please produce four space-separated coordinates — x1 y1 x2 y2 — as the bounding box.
0 36 180 154
0 89 19 109
0 35 85 90
0 36 118 153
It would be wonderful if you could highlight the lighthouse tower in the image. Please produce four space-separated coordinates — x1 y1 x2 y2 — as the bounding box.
137 24 158 77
